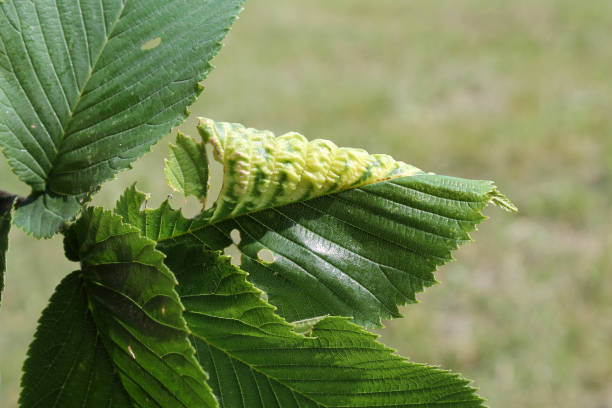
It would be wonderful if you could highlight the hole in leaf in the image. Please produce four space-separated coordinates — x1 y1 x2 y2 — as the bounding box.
257 248 275 264
204 144 223 209
224 244 241 266
141 37 162 51
230 229 241 245
181 195 203 218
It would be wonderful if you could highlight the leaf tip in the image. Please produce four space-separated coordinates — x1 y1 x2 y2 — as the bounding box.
489 187 517 213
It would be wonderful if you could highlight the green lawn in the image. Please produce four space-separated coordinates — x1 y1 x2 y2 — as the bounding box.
1 1 611 407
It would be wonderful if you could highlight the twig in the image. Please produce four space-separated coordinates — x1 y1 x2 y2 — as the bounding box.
0 189 26 209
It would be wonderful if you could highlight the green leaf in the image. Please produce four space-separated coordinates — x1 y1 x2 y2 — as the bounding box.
0 192 14 307
197 117 424 222
64 207 217 407
159 241 485 408
221 174 514 327
165 132 209 202
128 119 513 327
13 192 81 238
115 184 230 248
201 119 516 327
20 272 132 407
117 120 515 328
0 0 244 237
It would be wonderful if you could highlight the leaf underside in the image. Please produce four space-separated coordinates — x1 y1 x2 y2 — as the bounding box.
165 132 209 201
21 208 218 407
0 0 244 237
12 192 81 238
159 241 485 408
196 117 424 223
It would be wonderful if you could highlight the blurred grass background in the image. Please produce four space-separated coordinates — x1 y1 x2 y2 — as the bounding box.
1 0 611 406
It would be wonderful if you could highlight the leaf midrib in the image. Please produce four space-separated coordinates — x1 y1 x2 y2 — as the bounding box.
191 331 326 408
155 177 482 245
47 1 128 179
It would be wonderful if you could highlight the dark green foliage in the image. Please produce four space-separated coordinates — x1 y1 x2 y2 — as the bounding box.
20 272 131 407
116 173 513 328
114 185 229 248
23 208 219 407
63 208 217 407
0 0 244 237
215 175 513 327
159 240 485 408
0 1 516 406
0 192 14 306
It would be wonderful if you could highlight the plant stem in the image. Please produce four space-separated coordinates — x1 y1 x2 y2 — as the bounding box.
0 189 26 207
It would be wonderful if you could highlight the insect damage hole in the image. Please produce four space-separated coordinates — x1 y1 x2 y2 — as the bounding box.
230 229 241 245
141 37 162 51
224 244 241 266
257 248 275 264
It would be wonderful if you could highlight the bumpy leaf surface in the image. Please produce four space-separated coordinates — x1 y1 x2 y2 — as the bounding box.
197 117 423 222
0 0 244 237
57 208 217 407
195 119 516 327
159 241 486 408
0 192 14 306
126 120 513 327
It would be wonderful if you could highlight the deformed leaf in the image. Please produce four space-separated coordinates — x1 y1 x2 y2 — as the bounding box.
159 241 486 408
20 272 131 407
165 132 209 201
197 117 423 222
116 120 516 328
140 119 515 327
63 208 217 407
0 0 244 237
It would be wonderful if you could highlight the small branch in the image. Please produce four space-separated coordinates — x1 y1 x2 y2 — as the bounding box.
0 189 26 208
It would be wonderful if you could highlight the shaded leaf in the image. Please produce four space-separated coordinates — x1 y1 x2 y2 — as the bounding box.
165 132 209 201
159 241 485 408
0 0 244 237
20 272 131 407
13 192 80 238
64 208 217 407
0 192 14 307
